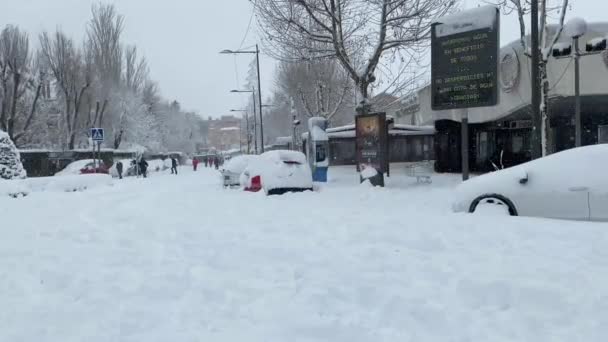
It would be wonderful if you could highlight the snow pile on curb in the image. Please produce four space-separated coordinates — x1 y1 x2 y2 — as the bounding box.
20 174 113 193
46 174 113 192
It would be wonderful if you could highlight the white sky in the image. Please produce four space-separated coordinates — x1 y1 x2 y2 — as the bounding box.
0 0 605 118
0 0 273 119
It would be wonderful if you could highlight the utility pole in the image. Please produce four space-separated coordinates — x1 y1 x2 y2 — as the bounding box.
574 36 582 147
530 0 542 159
256 44 264 153
221 45 265 154
252 92 258 154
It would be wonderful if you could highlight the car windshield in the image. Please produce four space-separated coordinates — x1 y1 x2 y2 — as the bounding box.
2 3 607 342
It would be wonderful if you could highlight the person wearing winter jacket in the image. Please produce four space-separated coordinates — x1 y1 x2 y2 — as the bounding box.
139 158 149 178
171 157 178 175
193 158 199 171
116 161 123 179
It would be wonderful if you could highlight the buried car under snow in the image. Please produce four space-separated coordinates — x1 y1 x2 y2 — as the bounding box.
452 144 608 221
220 154 260 187
240 150 313 195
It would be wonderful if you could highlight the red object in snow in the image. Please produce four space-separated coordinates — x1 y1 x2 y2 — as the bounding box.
80 166 109 174
245 175 262 192
193 159 199 171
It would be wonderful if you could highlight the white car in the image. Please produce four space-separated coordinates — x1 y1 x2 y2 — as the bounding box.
453 144 608 221
240 150 313 195
220 154 259 187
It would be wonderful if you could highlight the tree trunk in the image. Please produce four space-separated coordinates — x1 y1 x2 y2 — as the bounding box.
114 129 123 149
7 73 22 139
356 81 371 115
540 61 551 156
13 83 42 145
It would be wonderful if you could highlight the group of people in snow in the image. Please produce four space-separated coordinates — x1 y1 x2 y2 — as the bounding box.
112 155 208 179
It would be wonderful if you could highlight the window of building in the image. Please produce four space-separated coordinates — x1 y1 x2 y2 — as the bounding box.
599 125 608 143
413 138 422 158
477 131 488 161
512 135 524 153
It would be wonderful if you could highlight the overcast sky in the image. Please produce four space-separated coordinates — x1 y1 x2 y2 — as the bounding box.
0 0 605 118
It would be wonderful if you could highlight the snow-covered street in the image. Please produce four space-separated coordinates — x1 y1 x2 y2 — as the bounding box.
2 166 608 341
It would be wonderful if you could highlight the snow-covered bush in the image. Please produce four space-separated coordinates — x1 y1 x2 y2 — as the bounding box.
0 130 26 180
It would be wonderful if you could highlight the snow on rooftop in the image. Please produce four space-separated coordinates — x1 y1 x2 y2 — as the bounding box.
220 126 240 131
587 36 607 46
434 6 498 37
553 42 572 50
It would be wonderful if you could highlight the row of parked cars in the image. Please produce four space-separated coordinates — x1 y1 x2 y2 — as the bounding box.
221 150 314 195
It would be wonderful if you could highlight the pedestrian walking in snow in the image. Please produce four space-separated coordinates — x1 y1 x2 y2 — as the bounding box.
116 161 123 179
139 158 148 178
204 157 208 167
193 158 199 171
171 157 178 175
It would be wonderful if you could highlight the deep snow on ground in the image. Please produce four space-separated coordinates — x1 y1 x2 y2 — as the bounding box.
1 165 608 342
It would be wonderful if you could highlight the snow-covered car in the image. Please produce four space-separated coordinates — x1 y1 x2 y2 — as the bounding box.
240 150 313 195
453 144 608 221
55 159 109 176
220 154 260 187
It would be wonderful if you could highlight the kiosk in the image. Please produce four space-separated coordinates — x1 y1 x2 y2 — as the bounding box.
307 117 329 182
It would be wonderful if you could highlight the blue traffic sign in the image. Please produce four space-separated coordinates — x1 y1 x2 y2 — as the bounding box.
91 128 104 142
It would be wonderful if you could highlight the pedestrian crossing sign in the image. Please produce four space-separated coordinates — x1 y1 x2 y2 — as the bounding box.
91 128 104 142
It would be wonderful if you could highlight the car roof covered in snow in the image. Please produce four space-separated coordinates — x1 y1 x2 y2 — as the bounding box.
261 150 307 164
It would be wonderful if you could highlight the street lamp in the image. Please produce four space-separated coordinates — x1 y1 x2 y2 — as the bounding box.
230 109 252 154
230 89 258 153
553 18 604 148
221 44 265 152
568 18 587 147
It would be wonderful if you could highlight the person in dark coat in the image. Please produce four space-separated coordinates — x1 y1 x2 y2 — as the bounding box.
171 157 178 175
116 161 123 179
139 158 148 178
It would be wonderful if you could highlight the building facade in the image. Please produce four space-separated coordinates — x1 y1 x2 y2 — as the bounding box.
207 115 242 152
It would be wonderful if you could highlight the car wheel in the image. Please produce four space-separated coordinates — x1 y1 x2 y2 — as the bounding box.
469 194 518 216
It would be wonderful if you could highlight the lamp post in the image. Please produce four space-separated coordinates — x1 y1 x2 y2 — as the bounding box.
230 89 257 153
566 18 587 147
554 18 594 148
230 109 251 154
221 44 265 152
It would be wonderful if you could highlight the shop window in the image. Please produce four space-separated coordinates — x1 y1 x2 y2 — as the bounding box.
512 135 524 153
477 131 488 161
599 125 608 143
413 139 422 158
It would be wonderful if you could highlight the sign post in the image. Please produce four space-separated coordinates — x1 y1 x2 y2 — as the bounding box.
90 128 104 172
431 6 500 180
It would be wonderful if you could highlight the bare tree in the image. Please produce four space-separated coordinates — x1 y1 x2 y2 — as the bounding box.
39 30 91 149
124 45 149 94
276 59 353 125
0 25 43 144
87 3 124 86
256 0 455 110
492 0 569 155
